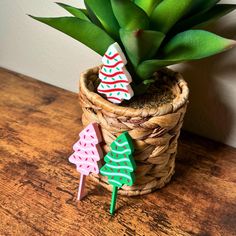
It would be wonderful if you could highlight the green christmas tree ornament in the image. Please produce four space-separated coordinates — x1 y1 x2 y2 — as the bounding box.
100 132 136 215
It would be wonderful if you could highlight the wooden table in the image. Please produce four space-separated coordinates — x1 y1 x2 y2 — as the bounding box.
0 68 236 236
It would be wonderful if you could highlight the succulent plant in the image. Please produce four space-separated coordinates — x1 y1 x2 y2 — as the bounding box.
30 0 236 91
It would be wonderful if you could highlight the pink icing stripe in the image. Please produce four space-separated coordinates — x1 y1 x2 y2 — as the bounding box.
100 70 124 77
103 61 123 68
100 80 128 85
104 53 119 60
107 96 121 102
98 88 129 93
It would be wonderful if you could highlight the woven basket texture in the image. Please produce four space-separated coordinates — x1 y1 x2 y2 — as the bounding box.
79 66 189 196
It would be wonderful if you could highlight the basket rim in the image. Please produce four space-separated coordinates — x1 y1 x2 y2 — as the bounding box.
79 66 189 117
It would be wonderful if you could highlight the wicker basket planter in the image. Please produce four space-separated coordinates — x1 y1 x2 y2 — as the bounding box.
79 66 189 196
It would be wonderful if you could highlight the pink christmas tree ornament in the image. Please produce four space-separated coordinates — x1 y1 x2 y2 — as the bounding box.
97 42 134 104
69 123 103 200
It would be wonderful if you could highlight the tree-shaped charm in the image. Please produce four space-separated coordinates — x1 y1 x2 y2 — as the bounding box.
69 123 103 200
100 132 136 215
97 42 134 104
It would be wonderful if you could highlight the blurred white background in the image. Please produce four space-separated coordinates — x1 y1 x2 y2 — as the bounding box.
0 0 236 147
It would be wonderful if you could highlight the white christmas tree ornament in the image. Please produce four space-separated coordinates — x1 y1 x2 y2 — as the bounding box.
97 42 134 104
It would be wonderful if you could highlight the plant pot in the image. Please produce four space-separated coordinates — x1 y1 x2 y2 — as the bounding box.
79 66 189 196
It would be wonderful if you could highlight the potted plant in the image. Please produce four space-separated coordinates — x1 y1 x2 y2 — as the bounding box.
31 0 236 196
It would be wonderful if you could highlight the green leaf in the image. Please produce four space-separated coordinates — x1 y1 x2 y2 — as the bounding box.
137 59 176 78
29 16 115 55
184 0 220 17
111 0 149 30
134 0 163 16
137 30 236 78
84 0 120 39
80 9 89 17
173 4 236 33
120 28 165 66
150 0 193 33
163 30 236 60
56 3 90 22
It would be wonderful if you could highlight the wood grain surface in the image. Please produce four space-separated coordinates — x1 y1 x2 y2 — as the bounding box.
0 68 236 236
